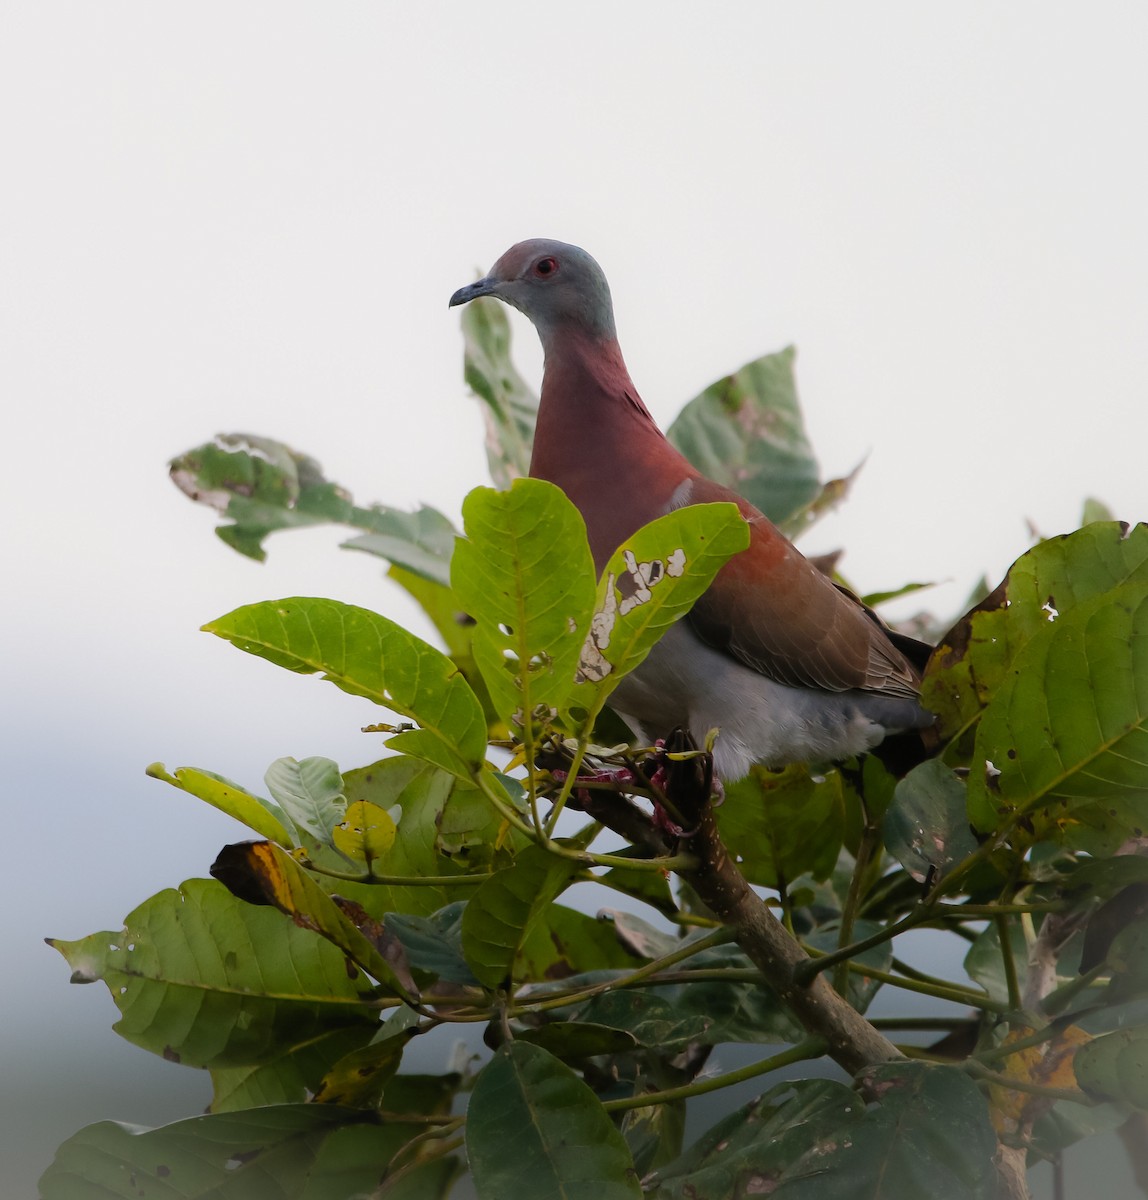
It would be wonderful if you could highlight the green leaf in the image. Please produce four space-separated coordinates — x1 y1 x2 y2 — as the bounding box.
1074 1027 1148 1108
666 346 821 528
648 1079 856 1199
467 1041 641 1200
209 841 414 998
884 759 979 882
341 503 458 588
460 845 581 989
204 597 489 779
516 1021 639 1061
332 799 398 867
459 296 540 488
264 755 346 848
452 479 596 727
40 1103 446 1200
208 1026 374 1111
313 1007 420 1107
170 432 458 584
385 902 478 985
963 920 1028 1005
1103 911 1148 1001
967 582 1148 842
334 757 500 916
573 944 799 1050
46 878 378 1069
716 765 845 888
570 503 750 711
515 902 641 982
146 763 296 846
776 1063 997 1199
386 564 504 734
925 521 1148 752
1082 497 1117 526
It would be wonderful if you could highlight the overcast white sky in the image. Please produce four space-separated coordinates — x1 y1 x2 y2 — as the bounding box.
3 4 1147 1193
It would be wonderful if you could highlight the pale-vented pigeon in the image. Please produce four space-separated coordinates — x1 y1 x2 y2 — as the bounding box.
450 239 933 780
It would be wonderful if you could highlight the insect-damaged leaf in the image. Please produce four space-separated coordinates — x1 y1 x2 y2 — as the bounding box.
666 346 821 531
924 521 1148 753
884 758 979 883
648 1065 997 1200
39 1101 457 1200
203 597 489 780
570 503 749 714
46 878 378 1070
967 582 1148 846
467 1041 641 1200
452 478 596 727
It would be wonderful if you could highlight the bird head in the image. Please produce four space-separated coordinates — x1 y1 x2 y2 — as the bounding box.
449 238 617 346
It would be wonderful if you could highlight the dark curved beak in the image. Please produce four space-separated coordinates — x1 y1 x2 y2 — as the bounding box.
448 277 497 308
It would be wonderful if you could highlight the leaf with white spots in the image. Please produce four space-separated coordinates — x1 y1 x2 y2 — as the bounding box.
569 503 749 716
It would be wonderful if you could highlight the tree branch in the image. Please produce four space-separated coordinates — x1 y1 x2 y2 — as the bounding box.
680 814 905 1074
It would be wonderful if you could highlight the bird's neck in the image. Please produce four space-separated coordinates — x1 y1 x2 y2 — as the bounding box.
530 327 697 568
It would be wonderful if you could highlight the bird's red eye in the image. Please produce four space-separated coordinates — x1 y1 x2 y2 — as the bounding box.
534 256 558 277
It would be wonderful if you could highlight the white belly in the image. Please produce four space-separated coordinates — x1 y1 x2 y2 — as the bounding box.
608 622 927 780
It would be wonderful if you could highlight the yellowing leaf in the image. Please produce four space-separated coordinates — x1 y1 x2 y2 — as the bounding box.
333 800 397 868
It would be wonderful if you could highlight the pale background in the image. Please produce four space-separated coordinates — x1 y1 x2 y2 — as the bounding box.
3 3 1146 1195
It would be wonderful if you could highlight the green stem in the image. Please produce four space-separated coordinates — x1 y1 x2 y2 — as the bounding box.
995 913 1023 1011
870 1017 977 1031
890 957 969 991
602 1037 828 1113
1041 961 1110 1016
973 1020 1069 1065
965 1059 1093 1105
517 926 736 1015
850 961 1008 1013
794 909 928 985
542 704 604 839
473 770 539 840
795 897 1057 989
304 862 491 886
836 807 881 994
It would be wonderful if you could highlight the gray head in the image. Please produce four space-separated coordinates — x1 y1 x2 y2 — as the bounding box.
449 239 617 345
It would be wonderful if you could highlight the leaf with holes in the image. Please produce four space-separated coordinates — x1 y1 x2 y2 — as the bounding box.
967 582 1148 845
204 597 489 780
924 522 1148 752
46 879 378 1070
452 478 596 732
885 758 979 883
569 504 749 717
666 346 821 529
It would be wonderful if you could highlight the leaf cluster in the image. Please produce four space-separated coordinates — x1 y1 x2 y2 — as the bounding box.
44 302 1148 1199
